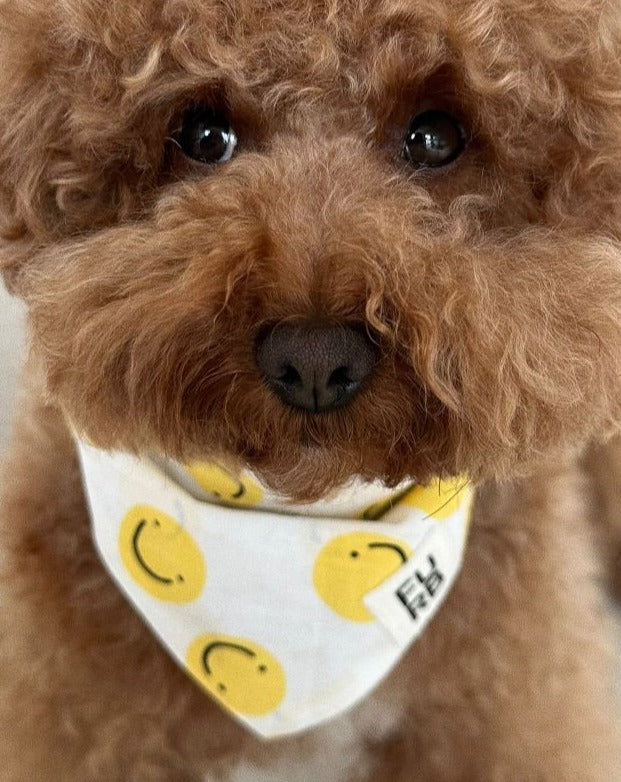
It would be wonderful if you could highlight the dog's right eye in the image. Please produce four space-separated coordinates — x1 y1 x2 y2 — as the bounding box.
175 105 238 165
402 110 465 168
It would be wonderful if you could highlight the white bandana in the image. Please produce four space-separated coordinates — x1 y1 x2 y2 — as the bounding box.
77 440 473 740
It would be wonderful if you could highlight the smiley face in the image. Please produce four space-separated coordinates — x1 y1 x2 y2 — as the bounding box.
186 462 264 508
119 505 206 603
313 532 413 622
186 634 286 716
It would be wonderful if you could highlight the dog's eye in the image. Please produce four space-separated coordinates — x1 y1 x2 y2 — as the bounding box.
177 105 237 165
403 110 465 168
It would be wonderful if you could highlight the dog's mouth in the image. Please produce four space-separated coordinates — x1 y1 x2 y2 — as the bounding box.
222 414 445 503
177 342 454 502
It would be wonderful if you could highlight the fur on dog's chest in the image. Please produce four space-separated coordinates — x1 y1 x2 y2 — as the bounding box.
216 695 403 782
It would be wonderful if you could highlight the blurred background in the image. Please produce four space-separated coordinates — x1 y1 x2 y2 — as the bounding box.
0 284 26 450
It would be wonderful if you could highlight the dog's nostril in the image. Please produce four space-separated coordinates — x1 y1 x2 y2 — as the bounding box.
278 365 303 387
327 366 353 389
255 324 378 414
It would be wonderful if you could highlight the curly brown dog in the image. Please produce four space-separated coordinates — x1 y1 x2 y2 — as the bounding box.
1 0 621 779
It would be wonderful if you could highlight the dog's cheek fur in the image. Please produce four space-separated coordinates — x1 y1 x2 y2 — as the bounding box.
411 231 621 478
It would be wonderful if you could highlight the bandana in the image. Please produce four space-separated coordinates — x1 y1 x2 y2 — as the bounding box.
77 440 473 740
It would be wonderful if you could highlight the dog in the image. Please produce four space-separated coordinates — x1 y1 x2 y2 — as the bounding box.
0 0 620 779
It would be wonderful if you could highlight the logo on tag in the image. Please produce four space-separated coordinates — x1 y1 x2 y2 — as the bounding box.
364 525 463 646
396 553 444 619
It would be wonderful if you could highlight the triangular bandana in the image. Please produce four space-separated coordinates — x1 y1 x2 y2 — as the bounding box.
77 440 473 739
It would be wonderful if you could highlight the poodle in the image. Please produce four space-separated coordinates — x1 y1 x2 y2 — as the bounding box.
0 0 620 779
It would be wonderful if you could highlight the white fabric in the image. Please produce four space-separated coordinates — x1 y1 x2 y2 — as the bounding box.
77 440 473 739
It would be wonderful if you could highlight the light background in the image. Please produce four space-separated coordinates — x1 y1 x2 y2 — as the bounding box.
0 284 26 450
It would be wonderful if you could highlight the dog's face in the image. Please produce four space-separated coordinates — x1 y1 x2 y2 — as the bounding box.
1 0 621 498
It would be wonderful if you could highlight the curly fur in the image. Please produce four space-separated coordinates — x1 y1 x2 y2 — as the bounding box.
0 0 620 779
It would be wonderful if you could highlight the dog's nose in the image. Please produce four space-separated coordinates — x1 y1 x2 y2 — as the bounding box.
255 325 378 413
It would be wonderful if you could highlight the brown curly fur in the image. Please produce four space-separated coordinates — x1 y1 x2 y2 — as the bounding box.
0 0 620 779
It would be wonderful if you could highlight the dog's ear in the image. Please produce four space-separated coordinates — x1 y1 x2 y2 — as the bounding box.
0 222 31 296
0 185 38 295
0 156 40 293
0 8 54 296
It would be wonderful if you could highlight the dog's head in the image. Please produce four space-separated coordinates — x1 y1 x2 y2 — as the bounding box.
2 0 621 498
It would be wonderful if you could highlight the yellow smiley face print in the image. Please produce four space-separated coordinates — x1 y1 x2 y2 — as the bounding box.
186 634 286 716
119 505 206 603
401 476 470 520
313 532 413 622
186 462 264 508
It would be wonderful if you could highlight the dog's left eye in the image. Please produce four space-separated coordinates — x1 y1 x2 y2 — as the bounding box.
403 110 465 168
176 105 237 165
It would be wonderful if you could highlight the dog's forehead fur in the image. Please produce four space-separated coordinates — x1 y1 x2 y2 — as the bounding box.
1 0 620 241
2 0 621 499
